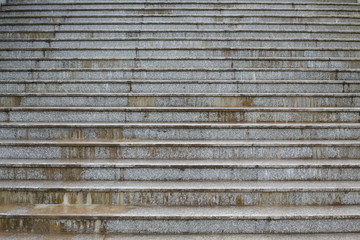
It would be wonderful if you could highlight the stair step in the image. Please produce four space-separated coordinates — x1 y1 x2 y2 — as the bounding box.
1 47 359 58
2 15 360 24
3 30 360 40
1 122 358 140
2 38 359 49
0 140 359 160
0 159 359 181
4 2 360 10
7 0 358 3
2 9 360 17
1 68 359 80
3 180 359 191
1 232 360 240
1 80 359 93
0 204 359 233
2 158 359 168
1 57 359 69
1 107 358 123
0 93 359 107
1 180 359 206
1 22 360 31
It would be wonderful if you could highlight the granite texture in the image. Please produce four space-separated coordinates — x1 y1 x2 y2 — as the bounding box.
1 0 360 235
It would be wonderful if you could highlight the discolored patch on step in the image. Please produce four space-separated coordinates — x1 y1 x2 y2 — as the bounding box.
28 32 55 39
29 204 133 215
128 96 156 107
214 97 254 107
0 96 22 107
60 146 97 160
136 9 172 15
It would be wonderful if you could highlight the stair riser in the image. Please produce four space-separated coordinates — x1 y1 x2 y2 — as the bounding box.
1 190 359 207
2 32 360 40
1 82 359 93
3 59 360 70
2 110 358 123
0 217 359 234
1 167 359 181
7 0 358 3
2 40 359 48
2 10 360 17
2 233 360 239
1 24 360 31
0 96 359 107
0 145 359 159
0 30 360 39
1 127 359 140
2 59 359 69
1 70 358 80
2 16 360 23
4 4 360 10
2 49 359 58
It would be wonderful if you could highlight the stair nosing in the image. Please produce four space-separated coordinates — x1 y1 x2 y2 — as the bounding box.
1 139 359 147
1 14 359 19
1 180 359 192
1 106 359 111
4 1 360 6
2 21 360 26
1 122 359 128
3 37 360 42
1 204 359 220
0 79 359 84
1 57 359 61
2 29 360 33
0 159 359 168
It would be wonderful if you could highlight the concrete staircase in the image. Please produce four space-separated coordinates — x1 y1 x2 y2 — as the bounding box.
0 0 360 238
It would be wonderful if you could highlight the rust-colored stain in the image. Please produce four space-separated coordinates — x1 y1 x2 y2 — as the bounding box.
242 97 254 107
213 17 224 22
0 97 22 107
224 49 231 58
28 204 133 215
128 96 156 107
217 97 253 107
236 196 244 206
27 32 54 39
136 9 172 15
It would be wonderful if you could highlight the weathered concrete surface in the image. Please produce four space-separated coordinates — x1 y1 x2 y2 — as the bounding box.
1 205 360 233
2 232 360 240
1 0 360 235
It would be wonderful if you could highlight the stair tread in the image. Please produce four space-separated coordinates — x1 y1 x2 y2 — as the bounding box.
1 139 359 146
3 57 359 59
0 13 360 19
2 106 359 111
1 158 359 167
2 93 360 97
0 204 359 219
2 68 359 71
2 47 358 50
1 233 360 240
2 21 360 25
5 1 360 5
1 180 360 191
3 29 360 32
1 122 359 127
3 38 360 41
1 79 359 83
2 7 359 10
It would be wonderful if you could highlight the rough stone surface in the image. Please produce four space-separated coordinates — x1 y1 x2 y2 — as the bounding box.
0 0 359 235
